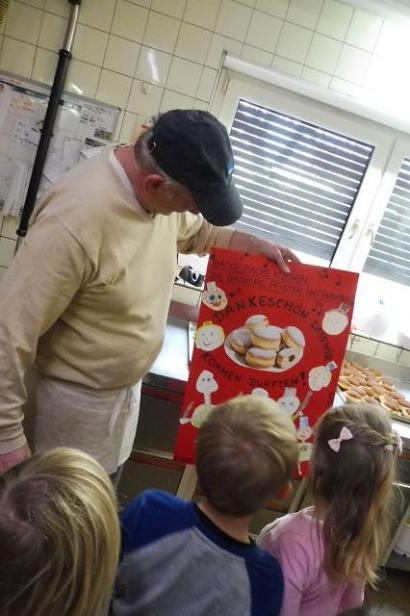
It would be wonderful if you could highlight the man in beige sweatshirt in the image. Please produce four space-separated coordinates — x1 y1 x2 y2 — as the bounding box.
0 110 298 477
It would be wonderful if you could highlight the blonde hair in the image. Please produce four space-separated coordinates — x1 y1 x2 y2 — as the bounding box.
311 403 399 586
0 447 120 616
196 395 298 517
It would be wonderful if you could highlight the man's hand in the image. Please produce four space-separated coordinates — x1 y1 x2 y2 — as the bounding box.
0 443 31 476
229 231 301 273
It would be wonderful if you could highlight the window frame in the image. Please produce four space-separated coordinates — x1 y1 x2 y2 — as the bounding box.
214 72 397 271
351 138 410 273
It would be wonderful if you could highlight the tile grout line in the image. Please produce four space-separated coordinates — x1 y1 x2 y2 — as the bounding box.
119 0 153 126
95 0 121 102
31 0 47 83
299 0 325 74
270 0 291 68
329 4 357 92
238 1 254 58
159 0 189 112
359 11 385 91
191 0 223 105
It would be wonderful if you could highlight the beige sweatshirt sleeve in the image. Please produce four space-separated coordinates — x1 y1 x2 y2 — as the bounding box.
176 213 234 254
0 214 91 454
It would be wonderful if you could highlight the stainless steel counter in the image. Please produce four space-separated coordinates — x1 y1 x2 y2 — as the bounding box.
143 317 189 394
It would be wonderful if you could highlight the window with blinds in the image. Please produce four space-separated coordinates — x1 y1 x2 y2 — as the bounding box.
364 157 410 286
230 100 374 263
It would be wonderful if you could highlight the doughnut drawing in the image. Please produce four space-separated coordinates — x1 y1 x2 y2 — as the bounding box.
225 316 305 372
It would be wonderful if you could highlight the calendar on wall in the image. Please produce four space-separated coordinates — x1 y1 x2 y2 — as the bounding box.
0 72 120 217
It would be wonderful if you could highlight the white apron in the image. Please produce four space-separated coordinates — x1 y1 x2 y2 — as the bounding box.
29 371 141 475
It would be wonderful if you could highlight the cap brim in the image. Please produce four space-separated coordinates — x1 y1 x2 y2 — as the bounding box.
192 182 243 227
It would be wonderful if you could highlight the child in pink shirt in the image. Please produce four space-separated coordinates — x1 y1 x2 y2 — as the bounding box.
259 403 401 616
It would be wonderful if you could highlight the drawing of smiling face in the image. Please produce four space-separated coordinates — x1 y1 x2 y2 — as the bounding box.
298 426 313 441
308 366 332 391
202 282 228 311
278 395 299 415
322 307 349 336
195 322 225 352
277 387 300 416
196 370 218 395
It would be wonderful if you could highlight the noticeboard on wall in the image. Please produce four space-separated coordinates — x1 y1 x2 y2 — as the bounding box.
0 72 121 218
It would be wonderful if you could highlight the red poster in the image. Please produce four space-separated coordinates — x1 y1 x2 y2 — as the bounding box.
174 248 359 476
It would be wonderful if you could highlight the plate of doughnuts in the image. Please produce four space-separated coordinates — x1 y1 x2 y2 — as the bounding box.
224 314 305 372
338 360 410 423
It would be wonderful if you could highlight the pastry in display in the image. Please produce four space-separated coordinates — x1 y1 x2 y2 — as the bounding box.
345 387 367 403
338 359 410 422
337 376 350 391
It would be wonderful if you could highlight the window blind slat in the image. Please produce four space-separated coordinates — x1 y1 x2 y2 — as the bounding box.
364 156 410 285
231 99 374 262
230 136 363 190
231 119 369 175
237 182 349 226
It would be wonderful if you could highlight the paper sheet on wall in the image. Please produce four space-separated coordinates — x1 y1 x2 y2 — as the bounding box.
174 248 359 476
0 73 120 217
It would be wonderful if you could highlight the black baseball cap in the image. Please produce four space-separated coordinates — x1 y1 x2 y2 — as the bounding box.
147 110 243 226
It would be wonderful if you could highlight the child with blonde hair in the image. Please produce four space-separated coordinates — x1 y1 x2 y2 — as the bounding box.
112 395 298 616
259 403 401 616
0 447 120 616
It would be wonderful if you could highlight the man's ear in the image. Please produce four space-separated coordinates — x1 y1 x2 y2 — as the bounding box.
131 123 151 143
143 173 165 192
275 481 293 501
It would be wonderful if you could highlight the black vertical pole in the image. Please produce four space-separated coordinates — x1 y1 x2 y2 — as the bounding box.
16 0 81 241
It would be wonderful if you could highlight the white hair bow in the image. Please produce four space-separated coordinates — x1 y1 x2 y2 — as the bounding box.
385 432 403 455
328 426 353 453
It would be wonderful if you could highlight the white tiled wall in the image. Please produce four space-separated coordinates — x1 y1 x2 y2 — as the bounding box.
1 0 410 285
2 0 410 143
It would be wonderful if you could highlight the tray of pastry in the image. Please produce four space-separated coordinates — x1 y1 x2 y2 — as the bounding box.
338 359 410 424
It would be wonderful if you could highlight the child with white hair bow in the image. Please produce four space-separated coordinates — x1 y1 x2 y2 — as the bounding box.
258 403 401 616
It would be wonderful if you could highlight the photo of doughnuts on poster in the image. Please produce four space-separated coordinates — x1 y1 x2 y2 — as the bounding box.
174 248 359 476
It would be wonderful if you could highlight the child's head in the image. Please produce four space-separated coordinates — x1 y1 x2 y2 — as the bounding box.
311 403 400 585
0 447 120 616
196 395 298 517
